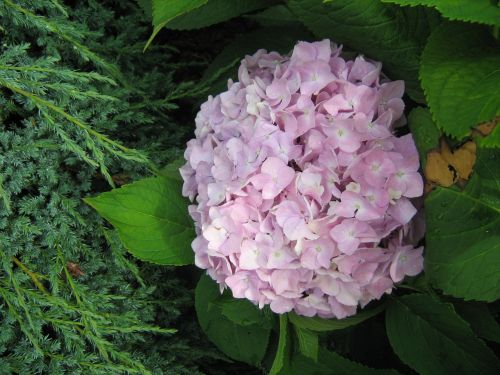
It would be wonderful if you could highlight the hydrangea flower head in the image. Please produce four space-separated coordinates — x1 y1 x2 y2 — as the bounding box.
181 40 424 319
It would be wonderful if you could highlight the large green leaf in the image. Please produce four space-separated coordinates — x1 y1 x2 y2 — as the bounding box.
85 176 195 265
160 158 184 181
166 0 274 30
146 0 208 49
386 294 500 375
195 275 271 366
216 295 272 328
288 303 386 332
294 326 318 362
245 5 300 27
290 348 399 375
382 0 500 26
408 107 440 167
420 22 500 142
454 302 500 344
287 0 441 102
425 146 500 301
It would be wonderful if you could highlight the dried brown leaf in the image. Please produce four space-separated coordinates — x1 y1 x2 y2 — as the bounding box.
425 151 455 187
424 139 477 188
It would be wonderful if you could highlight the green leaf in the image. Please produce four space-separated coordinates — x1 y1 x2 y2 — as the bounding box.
166 0 274 30
408 107 441 167
195 275 271 366
145 0 208 50
160 158 184 181
386 294 500 375
288 303 386 332
287 0 441 102
216 295 272 328
425 146 500 301
201 25 313 95
244 5 300 27
420 22 500 141
84 176 194 265
454 302 500 344
269 314 291 375
381 0 500 27
294 326 318 362
290 348 399 375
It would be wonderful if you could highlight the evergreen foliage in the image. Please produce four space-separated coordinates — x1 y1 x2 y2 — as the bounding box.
0 1 235 373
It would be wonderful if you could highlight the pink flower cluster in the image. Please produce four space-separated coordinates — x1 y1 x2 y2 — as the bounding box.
181 40 425 319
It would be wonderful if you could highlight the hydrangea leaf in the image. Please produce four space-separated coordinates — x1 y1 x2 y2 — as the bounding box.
425 146 500 301
244 5 300 27
195 275 271 366
215 295 272 328
420 22 500 140
160 158 184 181
386 294 500 375
269 314 291 375
293 326 318 362
454 302 500 344
166 0 274 30
85 176 195 265
287 0 441 102
290 348 400 375
408 107 440 167
146 0 208 49
288 303 386 331
382 0 500 26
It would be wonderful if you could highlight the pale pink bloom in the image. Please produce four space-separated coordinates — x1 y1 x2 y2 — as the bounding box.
390 245 424 283
387 197 417 225
366 275 393 300
387 161 424 198
274 201 319 241
220 82 247 119
314 271 362 306
297 170 325 203
330 219 378 255
298 61 336 96
181 39 425 319
270 296 296 314
266 77 293 110
348 56 381 86
250 157 295 199
322 118 362 153
291 39 332 63
239 238 268 270
354 111 393 141
328 297 358 319
351 149 396 188
207 182 226 206
299 237 338 269
226 271 263 301
270 269 303 295
378 81 405 119
263 130 301 163
295 292 331 317
323 94 352 116
333 81 378 116
334 191 381 221
266 245 297 269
